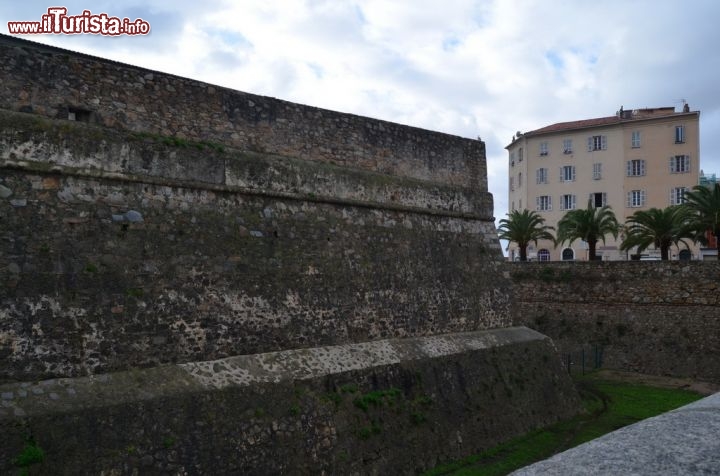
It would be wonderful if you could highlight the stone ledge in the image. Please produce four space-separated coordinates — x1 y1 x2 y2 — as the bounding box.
0 326 544 418
0 327 581 475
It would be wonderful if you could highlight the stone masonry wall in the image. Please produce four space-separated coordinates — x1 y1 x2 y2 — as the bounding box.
0 328 581 476
0 35 580 475
510 262 720 382
0 34 485 190
0 110 506 383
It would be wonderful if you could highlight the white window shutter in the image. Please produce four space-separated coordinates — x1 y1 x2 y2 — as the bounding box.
572 195 576 209
687 156 691 171
559 167 564 181
601 135 607 150
641 160 646 176
536 196 540 210
602 193 607 206
626 192 631 208
572 166 576 181
587 137 593 151
669 157 675 173
626 161 631 176
641 190 646 206
548 196 552 211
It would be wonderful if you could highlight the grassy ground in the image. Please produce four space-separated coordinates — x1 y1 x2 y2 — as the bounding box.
423 371 706 476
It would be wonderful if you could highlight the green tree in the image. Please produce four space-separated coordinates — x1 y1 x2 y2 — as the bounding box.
556 202 619 261
498 209 555 262
620 206 694 260
682 183 720 259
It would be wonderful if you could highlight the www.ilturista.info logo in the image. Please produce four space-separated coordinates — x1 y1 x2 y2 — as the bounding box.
7 7 151 36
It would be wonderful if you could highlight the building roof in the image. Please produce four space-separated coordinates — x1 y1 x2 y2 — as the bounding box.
528 115 620 135
507 106 699 148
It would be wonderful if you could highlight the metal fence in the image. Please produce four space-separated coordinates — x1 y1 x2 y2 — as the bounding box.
563 344 604 376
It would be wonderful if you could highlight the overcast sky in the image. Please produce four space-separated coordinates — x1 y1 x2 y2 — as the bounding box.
4 1 720 238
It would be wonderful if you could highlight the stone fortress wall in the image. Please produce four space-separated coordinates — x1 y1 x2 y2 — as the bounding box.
0 109 503 382
511 261 720 382
0 34 500 382
0 35 580 474
0 35 485 190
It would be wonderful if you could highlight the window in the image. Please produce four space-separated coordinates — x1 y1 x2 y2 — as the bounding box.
560 194 576 211
518 148 524 161
509 176 514 191
627 190 646 208
67 106 92 122
561 248 574 261
563 139 573 154
589 192 607 208
627 159 646 177
518 172 522 187
587 135 607 151
536 168 548 184
631 131 641 148
593 163 602 180
560 165 576 182
675 125 685 144
511 201 515 211
539 142 549 156
670 155 691 173
670 187 689 205
537 249 551 261
536 195 552 211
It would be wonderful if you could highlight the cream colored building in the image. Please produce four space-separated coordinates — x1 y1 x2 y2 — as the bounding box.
506 105 700 261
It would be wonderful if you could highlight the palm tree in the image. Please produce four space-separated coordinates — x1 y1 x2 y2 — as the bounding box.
498 209 555 262
620 206 694 260
556 202 619 261
682 183 720 259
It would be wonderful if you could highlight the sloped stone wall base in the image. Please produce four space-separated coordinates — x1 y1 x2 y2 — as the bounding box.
0 327 579 475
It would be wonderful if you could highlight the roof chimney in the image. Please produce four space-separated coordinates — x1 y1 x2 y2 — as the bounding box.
683 102 690 113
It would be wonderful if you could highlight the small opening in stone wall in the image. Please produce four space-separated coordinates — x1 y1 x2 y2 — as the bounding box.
67 107 93 122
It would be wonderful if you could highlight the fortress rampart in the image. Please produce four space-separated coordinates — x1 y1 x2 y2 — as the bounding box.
0 35 580 474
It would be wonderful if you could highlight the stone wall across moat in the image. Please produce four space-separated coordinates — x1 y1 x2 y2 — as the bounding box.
510 261 720 382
